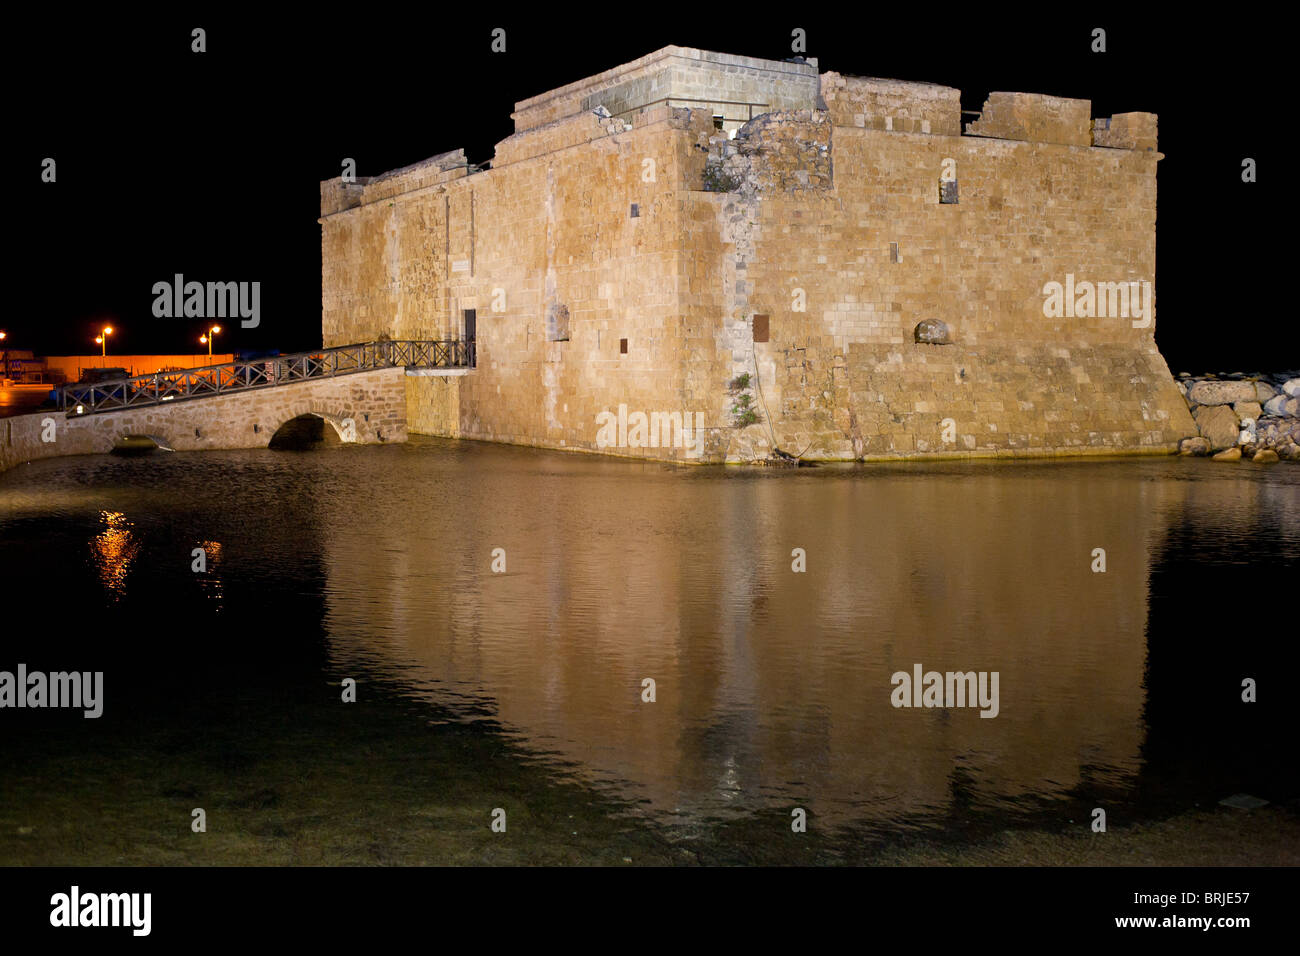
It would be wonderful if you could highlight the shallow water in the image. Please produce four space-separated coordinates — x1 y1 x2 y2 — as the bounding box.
1 439 1296 863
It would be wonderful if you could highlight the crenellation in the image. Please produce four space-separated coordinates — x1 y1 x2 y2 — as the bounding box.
821 72 961 136
1092 112 1159 152
965 91 1093 147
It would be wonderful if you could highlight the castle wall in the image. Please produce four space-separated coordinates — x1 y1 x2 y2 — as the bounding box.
689 110 1194 460
320 50 1195 464
323 107 711 459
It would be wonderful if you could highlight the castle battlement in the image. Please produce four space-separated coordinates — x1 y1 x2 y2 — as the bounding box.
511 45 820 134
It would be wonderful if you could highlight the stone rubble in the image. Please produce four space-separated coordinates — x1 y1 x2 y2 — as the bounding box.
1177 371 1300 463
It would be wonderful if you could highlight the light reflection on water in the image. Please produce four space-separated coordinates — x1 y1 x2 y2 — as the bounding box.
91 510 138 599
2 438 1297 837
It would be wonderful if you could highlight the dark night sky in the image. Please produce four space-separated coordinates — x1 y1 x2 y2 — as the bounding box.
14 12 1286 373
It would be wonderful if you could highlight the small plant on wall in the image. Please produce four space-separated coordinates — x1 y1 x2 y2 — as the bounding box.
703 164 740 192
729 373 760 428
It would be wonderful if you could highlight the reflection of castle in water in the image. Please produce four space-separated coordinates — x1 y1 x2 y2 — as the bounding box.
315 450 1226 827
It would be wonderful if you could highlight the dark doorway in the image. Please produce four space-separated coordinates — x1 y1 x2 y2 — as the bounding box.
463 309 477 367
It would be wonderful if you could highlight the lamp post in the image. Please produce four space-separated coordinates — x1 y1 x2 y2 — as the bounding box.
95 326 113 366
199 325 221 359
0 330 7 382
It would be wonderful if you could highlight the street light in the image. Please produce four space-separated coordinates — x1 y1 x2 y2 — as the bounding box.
0 330 7 381
199 325 221 358
95 326 114 362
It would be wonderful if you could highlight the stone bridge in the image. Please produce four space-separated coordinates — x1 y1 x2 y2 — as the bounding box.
1 366 407 473
1 340 471 473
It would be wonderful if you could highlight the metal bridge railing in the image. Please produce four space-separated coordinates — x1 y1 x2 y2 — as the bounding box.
59 339 474 416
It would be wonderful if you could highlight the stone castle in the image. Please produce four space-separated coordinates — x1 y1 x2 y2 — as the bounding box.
319 46 1196 463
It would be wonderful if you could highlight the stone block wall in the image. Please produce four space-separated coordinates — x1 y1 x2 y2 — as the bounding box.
320 47 1192 464
405 372 462 438
965 91 1093 147
1092 112 1159 152
323 102 708 459
821 73 962 135
688 112 1192 460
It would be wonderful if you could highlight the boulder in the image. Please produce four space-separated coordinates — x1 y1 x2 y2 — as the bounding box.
1178 436 1210 456
1278 443 1300 461
1233 401 1262 420
1252 448 1280 463
1188 381 1258 405
1284 378 1300 398
1212 447 1242 462
1263 395 1293 417
913 318 951 345
1194 404 1240 451
1255 381 1278 403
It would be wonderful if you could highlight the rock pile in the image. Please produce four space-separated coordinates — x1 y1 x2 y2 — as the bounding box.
1175 371 1300 463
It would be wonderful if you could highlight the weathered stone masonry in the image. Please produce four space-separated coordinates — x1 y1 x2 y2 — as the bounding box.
320 45 1195 463
0 368 407 474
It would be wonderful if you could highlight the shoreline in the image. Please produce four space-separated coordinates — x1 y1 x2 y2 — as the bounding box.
871 805 1300 867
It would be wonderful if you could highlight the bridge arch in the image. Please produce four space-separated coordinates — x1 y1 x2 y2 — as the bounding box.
266 410 356 450
110 434 175 455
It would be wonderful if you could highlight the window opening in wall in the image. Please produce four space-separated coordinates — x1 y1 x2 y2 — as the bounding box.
619 338 628 354
752 313 770 343
890 242 900 264
713 115 725 131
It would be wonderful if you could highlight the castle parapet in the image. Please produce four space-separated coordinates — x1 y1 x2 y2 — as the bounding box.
320 178 368 217
511 46 819 136
820 72 961 135
965 91 1092 147
1092 112 1159 152
320 149 470 217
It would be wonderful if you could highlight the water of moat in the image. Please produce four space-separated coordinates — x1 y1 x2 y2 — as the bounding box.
1 437 1296 864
